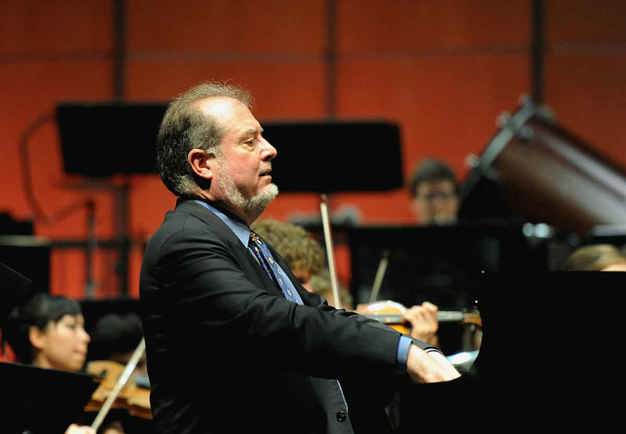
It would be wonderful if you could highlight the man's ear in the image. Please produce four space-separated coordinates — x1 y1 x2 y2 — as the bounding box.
187 148 215 181
29 326 46 351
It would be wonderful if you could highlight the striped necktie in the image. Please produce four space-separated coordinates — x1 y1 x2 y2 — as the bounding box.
249 232 303 304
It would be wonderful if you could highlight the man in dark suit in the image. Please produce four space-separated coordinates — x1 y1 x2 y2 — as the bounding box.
139 82 460 434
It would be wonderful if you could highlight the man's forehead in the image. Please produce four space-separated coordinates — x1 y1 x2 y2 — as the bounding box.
193 96 260 133
193 96 240 117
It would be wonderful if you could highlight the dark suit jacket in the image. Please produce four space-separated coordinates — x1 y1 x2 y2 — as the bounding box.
140 199 417 434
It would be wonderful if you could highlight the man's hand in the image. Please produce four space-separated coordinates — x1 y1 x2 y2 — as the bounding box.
406 345 461 383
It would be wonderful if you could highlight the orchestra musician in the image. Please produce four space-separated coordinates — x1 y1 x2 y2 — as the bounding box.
408 158 460 225
140 81 460 434
3 291 147 434
3 292 96 434
88 312 148 378
86 312 151 434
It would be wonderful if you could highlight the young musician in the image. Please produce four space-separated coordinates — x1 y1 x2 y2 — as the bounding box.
4 293 90 372
4 292 96 434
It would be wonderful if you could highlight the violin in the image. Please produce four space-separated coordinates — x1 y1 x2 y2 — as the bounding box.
85 360 151 420
84 338 151 431
357 300 482 335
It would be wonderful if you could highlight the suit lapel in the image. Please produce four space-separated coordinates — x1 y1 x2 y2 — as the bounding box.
175 199 285 297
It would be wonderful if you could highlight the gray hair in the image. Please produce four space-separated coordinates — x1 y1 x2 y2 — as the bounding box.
156 82 252 196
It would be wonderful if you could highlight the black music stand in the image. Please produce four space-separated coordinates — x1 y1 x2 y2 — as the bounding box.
262 120 403 193
1 361 99 434
0 236 50 294
56 103 165 177
0 262 35 335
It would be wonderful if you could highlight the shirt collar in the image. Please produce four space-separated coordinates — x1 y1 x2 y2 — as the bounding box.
192 200 250 247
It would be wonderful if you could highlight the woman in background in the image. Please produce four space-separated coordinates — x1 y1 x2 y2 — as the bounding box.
4 292 90 372
4 292 94 434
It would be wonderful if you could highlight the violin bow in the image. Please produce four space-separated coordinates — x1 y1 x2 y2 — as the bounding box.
368 249 390 304
319 194 342 309
91 338 146 431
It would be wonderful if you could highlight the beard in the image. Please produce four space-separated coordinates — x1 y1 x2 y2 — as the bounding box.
217 169 279 220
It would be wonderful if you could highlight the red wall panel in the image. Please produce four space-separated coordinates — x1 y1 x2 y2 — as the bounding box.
544 1 626 168
338 0 529 53
127 0 326 54
0 0 112 55
547 0 626 46
545 52 626 168
126 58 327 118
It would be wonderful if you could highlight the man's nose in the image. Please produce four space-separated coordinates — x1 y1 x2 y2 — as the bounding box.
261 137 277 160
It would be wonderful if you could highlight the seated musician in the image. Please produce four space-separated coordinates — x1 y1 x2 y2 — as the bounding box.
86 312 150 434
408 158 460 225
88 312 147 378
4 292 90 373
3 292 95 434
